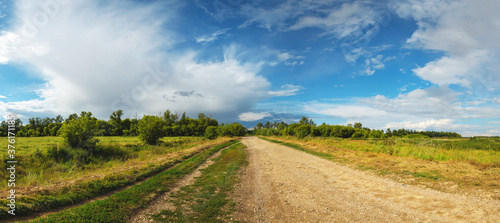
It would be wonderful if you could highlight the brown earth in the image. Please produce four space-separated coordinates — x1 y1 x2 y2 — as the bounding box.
231 137 500 222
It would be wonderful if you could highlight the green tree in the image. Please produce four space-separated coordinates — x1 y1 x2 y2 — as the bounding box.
296 124 311 139
204 126 218 139
59 115 99 150
109 109 124 136
354 122 363 129
138 115 164 145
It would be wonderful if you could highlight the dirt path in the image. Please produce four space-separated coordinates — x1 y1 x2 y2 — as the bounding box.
231 137 500 222
128 148 226 222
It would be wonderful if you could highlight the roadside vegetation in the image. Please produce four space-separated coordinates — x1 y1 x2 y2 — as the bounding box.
0 110 246 139
151 142 248 222
28 140 240 222
260 136 500 199
0 136 236 219
0 109 247 219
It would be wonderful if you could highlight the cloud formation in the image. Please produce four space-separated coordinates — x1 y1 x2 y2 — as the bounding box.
267 84 303 97
0 0 270 121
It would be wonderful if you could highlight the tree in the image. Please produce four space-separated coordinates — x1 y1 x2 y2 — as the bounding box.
296 124 311 139
204 126 218 139
59 115 99 151
138 115 164 145
354 122 363 129
256 122 263 129
109 109 123 136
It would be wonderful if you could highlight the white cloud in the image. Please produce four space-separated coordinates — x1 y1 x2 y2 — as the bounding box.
385 119 455 131
267 84 303 97
238 112 271 121
412 50 489 87
195 28 230 44
362 55 386 75
305 103 388 119
275 51 305 66
289 2 378 39
0 95 6 99
393 0 500 91
0 32 49 64
305 85 500 135
0 0 271 122
277 52 293 61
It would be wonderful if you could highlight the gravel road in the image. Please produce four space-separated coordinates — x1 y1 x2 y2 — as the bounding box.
231 137 500 222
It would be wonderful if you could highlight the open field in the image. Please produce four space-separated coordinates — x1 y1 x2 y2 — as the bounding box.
0 136 237 219
260 136 500 199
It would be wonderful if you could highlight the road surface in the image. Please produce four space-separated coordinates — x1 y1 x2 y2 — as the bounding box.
231 137 500 222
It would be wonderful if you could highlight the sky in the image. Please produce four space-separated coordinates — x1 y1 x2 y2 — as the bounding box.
0 0 499 136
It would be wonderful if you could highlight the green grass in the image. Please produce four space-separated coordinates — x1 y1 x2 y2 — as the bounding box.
151 142 248 222
26 140 240 223
274 136 500 165
0 136 234 219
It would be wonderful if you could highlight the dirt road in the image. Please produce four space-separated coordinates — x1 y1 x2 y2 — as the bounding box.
231 137 500 222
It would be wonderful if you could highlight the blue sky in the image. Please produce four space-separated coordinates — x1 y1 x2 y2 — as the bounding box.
0 0 499 136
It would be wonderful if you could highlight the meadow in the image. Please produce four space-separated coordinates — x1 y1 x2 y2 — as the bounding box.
261 136 500 199
0 136 236 218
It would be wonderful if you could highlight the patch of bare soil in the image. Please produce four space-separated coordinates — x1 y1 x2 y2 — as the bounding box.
231 137 500 222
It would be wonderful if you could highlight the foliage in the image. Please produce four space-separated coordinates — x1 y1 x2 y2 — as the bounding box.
58 114 99 150
253 117 461 139
204 126 218 140
138 115 164 145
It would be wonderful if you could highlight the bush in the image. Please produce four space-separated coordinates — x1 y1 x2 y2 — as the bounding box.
204 126 218 140
138 115 164 145
59 115 99 150
296 125 311 139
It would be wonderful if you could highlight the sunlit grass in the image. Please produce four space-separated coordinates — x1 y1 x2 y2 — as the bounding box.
285 136 500 165
0 136 237 219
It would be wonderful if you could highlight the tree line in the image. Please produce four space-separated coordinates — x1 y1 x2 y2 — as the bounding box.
0 110 246 139
253 117 461 139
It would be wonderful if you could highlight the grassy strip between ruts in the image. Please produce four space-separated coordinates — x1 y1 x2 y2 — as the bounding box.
0 138 233 219
151 142 247 222
25 140 239 223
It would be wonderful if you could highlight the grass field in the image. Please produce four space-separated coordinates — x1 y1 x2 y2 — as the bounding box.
0 136 237 219
261 136 500 199
28 140 240 222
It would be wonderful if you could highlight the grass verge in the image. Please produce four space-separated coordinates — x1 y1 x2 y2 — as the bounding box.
151 142 247 222
0 137 231 219
22 140 239 222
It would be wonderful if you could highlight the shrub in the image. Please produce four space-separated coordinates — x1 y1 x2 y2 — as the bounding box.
59 115 100 151
138 115 164 145
296 124 311 139
204 126 218 139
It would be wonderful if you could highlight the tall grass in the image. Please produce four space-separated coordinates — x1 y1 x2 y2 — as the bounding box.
0 136 235 219
288 136 500 165
28 140 240 223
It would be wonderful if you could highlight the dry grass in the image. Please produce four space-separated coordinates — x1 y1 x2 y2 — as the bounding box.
265 136 500 200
